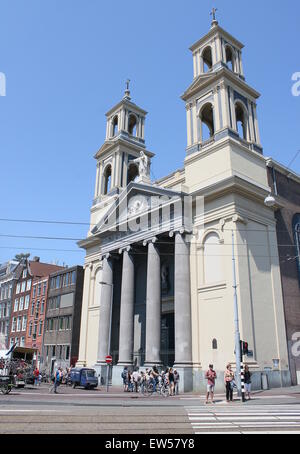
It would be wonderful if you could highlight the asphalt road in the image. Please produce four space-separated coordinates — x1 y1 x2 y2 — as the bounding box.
1 385 300 434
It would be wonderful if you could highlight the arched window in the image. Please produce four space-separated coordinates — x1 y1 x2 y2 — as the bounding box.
103 165 112 195
293 214 300 284
127 163 139 184
128 114 137 136
202 46 213 73
200 103 214 141
235 102 248 140
112 116 118 136
212 339 218 350
225 46 235 72
203 232 224 284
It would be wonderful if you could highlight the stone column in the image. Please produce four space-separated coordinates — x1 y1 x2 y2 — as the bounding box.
118 248 135 366
96 254 113 365
144 238 162 366
174 231 193 390
77 263 92 367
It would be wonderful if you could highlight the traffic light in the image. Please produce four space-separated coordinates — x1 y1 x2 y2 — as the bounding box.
240 341 249 356
243 342 249 356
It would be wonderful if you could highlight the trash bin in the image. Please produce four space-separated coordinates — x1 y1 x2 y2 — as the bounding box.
262 373 269 390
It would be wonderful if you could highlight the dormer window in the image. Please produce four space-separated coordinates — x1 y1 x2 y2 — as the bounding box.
202 46 213 73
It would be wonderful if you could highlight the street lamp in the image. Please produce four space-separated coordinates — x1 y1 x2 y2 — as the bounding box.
264 194 276 207
99 281 114 392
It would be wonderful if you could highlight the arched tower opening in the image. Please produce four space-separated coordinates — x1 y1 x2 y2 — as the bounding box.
200 103 214 141
202 46 213 73
235 102 248 141
103 165 112 195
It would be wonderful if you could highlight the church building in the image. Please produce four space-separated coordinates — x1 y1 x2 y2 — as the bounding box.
77 17 291 392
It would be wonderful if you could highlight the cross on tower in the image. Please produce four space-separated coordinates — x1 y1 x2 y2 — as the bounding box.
210 7 218 22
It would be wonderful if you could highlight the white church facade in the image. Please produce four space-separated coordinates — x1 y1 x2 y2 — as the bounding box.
77 18 291 392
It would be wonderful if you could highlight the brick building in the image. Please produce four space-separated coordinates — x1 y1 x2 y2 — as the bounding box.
42 266 84 375
267 159 300 385
8 258 63 357
0 260 20 348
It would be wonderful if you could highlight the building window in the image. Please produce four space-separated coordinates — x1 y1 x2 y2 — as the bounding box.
38 321 43 336
20 337 25 347
17 316 22 332
26 280 32 292
24 295 30 310
33 285 37 297
42 282 47 295
19 296 24 311
212 338 218 350
14 299 19 312
225 45 235 72
31 302 35 317
22 316 27 332
11 317 17 333
41 300 45 315
112 115 118 136
66 346 70 361
22 269 27 279
29 322 33 336
16 283 21 294
21 281 26 293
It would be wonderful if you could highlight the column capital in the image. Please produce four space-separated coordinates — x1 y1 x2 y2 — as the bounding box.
143 237 158 246
118 245 131 254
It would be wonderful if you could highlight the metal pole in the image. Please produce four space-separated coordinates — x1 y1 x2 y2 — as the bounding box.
106 283 114 393
232 229 242 399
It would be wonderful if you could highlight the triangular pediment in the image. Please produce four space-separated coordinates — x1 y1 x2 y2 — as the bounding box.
88 182 188 254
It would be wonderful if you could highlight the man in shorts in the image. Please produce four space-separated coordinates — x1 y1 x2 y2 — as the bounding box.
205 364 217 404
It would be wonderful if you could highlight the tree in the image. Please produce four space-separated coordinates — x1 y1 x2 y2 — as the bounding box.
14 253 30 262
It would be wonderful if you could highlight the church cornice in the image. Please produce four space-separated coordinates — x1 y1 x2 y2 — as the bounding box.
94 137 155 160
181 67 260 101
105 98 148 117
189 25 244 53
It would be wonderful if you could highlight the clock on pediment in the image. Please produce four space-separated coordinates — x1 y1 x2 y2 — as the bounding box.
127 195 149 217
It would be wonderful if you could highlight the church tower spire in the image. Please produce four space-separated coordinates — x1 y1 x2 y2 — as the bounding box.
92 84 154 210
182 17 262 156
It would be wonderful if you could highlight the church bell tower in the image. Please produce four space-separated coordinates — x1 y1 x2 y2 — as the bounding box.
90 82 154 227
182 12 262 157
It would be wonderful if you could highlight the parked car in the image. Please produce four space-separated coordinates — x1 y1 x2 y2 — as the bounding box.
70 368 98 389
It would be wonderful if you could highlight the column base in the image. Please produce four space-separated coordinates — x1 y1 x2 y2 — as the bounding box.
174 366 193 393
144 362 163 369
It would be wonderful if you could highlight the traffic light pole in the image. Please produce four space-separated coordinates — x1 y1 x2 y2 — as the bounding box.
232 230 243 401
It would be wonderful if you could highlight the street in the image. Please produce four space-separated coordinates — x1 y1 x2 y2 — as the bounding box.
1 385 300 434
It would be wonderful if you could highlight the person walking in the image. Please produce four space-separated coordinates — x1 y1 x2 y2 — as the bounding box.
244 365 252 400
33 367 40 387
174 369 180 395
205 364 217 404
121 367 128 392
49 367 62 394
224 364 235 403
168 368 175 396
132 369 140 393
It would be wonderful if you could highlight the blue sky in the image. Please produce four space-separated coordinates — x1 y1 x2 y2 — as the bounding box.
0 0 299 266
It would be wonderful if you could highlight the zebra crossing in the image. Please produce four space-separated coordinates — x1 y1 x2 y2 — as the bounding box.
186 404 300 434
